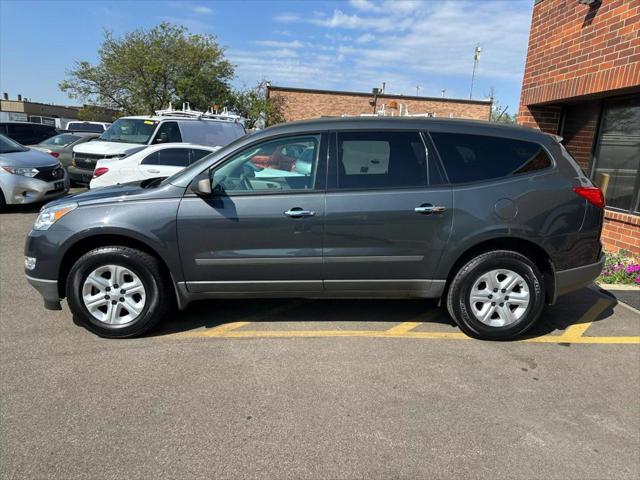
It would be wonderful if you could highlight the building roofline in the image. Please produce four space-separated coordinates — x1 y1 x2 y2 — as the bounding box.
267 85 492 106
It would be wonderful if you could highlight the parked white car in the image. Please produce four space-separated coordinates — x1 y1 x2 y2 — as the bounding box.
89 143 219 188
70 105 245 185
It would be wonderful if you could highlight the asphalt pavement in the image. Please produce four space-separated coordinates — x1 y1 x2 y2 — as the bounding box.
1 203 639 480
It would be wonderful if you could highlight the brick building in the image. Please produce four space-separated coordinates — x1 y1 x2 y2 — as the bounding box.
267 85 492 122
518 0 640 254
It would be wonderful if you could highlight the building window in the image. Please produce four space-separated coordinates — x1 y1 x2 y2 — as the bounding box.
592 96 640 214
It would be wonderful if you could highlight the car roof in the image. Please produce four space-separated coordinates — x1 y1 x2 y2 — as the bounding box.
253 116 554 143
117 115 240 124
0 121 56 127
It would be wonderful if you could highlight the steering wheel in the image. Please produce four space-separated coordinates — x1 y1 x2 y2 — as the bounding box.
238 172 254 191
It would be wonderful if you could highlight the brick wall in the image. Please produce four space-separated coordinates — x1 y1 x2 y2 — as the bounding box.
268 87 492 122
602 210 640 255
518 0 640 116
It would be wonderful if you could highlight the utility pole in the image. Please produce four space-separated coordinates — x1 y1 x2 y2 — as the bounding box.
469 44 482 99
441 89 446 98
415 85 421 96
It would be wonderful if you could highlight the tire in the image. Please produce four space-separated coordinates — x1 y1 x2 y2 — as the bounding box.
446 250 545 340
66 246 171 338
0 188 6 212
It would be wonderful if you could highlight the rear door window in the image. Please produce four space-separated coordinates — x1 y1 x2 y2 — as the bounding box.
142 148 190 167
335 131 428 189
429 132 552 184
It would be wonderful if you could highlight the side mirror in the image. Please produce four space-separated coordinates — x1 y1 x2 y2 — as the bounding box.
155 132 168 144
191 172 212 196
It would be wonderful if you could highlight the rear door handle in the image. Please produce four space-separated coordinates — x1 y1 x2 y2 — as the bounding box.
284 208 315 218
414 205 446 214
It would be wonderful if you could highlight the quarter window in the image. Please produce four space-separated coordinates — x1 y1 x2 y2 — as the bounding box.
430 132 551 184
336 131 428 189
211 135 320 194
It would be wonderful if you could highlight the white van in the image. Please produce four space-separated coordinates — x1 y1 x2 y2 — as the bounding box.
69 106 245 185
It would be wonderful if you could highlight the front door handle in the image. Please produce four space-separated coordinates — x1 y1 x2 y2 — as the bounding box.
284 208 315 218
147 169 161 174
414 205 446 214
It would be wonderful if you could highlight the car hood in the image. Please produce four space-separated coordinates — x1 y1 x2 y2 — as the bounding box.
73 140 146 156
0 149 59 167
47 179 184 208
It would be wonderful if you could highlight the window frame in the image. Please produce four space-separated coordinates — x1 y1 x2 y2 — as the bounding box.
588 95 640 215
327 129 440 192
426 130 556 187
199 132 328 197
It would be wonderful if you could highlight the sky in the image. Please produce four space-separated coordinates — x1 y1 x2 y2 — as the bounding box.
0 0 534 115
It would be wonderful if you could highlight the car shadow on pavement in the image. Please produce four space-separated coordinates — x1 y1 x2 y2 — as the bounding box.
1 204 43 214
150 286 620 340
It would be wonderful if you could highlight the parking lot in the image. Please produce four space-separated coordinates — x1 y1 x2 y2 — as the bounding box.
1 200 639 480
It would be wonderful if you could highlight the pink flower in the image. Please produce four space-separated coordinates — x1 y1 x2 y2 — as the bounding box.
635 276 640 285
625 264 640 274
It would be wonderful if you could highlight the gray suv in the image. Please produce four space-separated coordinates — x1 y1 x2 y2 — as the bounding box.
24 118 605 339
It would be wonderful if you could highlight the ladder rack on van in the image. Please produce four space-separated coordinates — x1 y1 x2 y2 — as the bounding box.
154 103 244 123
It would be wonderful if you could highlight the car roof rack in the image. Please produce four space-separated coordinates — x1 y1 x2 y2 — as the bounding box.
154 102 244 123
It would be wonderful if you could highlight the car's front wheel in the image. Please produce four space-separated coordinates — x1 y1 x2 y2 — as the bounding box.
446 250 545 340
66 246 171 338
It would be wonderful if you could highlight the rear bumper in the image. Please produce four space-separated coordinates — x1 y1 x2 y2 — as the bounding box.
68 166 93 185
26 275 61 310
554 253 605 299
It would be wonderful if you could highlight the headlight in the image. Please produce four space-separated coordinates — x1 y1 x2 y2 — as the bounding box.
33 202 78 231
3 166 39 177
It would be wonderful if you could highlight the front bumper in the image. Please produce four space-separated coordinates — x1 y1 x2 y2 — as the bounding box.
26 275 61 310
555 253 605 299
0 173 69 205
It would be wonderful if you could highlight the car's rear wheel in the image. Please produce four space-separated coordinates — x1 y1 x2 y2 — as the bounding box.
66 246 171 338
446 250 545 340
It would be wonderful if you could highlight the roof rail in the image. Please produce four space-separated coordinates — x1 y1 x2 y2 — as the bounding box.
154 102 244 123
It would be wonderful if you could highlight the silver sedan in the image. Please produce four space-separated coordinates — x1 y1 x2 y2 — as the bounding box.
0 134 69 209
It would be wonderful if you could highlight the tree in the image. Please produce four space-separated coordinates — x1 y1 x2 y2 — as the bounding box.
60 23 234 115
228 81 285 130
490 101 517 124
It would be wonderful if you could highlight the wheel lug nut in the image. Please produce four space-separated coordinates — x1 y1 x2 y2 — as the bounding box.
113 284 119 289
488 294 493 299
111 300 117 305
493 288 498 292
491 302 496 306
119 297 124 302
104 295 110 300
501 289 506 293
499 303 504 307
105 287 110 292
120 289 126 294
505 296 509 300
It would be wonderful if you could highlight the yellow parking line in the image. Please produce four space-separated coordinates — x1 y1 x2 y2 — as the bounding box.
386 322 422 334
178 321 251 338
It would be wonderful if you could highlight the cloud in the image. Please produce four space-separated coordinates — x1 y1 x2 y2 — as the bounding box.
356 33 376 44
255 40 304 48
193 5 213 15
274 13 300 23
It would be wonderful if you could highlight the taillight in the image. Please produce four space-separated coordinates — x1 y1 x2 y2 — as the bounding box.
93 167 109 178
573 186 605 209
48 152 59 158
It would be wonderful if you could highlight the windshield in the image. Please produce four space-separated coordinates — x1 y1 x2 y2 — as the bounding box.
0 133 28 153
41 133 82 146
99 118 158 144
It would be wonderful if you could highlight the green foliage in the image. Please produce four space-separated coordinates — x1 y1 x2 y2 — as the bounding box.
228 81 285 130
60 23 234 115
491 101 517 124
